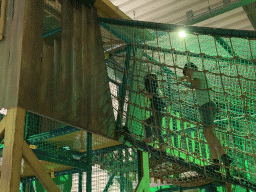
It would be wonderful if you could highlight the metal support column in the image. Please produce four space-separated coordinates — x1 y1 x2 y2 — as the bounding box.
21 181 27 192
78 172 83 192
103 174 115 192
134 151 150 192
137 150 143 180
86 132 92 192
116 45 132 133
119 149 125 192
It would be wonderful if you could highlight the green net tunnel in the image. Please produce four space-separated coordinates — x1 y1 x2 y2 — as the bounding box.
0 0 256 191
100 17 256 190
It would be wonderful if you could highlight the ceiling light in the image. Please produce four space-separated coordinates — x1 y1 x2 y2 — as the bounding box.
179 31 187 38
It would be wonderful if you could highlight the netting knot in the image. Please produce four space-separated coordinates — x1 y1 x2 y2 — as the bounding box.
200 52 205 57
233 55 239 59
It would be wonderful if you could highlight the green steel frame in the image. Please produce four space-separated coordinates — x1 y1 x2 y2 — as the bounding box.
86 132 92 192
116 45 132 134
99 17 256 39
103 174 115 192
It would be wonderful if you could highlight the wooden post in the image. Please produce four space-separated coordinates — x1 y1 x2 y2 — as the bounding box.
72 1 82 120
22 140 61 192
0 107 26 192
0 113 6 140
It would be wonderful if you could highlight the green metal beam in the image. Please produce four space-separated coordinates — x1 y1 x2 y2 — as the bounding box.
116 45 132 134
103 174 115 192
33 149 87 170
119 149 125 192
215 36 235 57
177 0 256 25
136 44 252 65
86 132 92 192
79 172 83 192
99 17 256 39
135 151 150 192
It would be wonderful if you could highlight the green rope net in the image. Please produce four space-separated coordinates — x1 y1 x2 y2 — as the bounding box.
101 17 256 191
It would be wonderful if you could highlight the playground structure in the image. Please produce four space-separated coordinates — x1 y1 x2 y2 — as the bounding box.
0 0 255 191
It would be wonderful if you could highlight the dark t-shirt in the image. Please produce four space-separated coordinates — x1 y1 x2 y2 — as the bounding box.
150 95 166 112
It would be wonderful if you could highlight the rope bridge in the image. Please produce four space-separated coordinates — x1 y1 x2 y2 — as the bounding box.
101 17 256 191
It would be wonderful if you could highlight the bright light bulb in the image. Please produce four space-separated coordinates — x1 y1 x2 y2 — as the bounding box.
179 31 187 38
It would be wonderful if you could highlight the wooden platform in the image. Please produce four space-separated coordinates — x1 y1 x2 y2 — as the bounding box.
44 130 121 152
21 160 73 178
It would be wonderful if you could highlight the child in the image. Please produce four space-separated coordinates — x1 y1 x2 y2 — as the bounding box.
178 62 232 171
138 74 166 152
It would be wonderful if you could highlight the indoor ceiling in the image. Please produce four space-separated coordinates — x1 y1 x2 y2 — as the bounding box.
108 0 256 31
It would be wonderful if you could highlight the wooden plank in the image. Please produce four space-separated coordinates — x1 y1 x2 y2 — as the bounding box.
17 0 44 110
53 38 61 106
0 107 26 192
54 0 73 121
81 5 116 139
22 140 61 192
44 130 121 152
72 1 82 120
0 0 22 109
94 0 131 19
21 160 73 178
40 40 54 117
0 0 7 40
0 114 7 139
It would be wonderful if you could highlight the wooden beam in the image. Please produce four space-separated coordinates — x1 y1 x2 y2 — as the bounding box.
93 0 131 19
44 0 130 21
0 0 7 41
22 140 61 192
0 107 26 192
0 114 7 139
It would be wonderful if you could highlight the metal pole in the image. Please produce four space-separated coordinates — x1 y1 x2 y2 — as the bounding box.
86 132 92 192
103 174 115 192
116 45 132 133
78 172 83 192
119 149 125 192
99 17 256 39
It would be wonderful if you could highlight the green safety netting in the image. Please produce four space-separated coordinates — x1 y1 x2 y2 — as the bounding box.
34 175 72 192
100 16 256 191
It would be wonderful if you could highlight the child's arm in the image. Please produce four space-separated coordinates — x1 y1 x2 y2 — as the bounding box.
177 76 201 90
138 85 153 99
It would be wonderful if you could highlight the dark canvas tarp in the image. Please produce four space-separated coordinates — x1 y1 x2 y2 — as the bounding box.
0 0 116 140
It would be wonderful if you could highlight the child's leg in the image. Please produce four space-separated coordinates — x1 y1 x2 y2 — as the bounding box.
204 127 225 158
153 112 164 144
144 116 154 140
199 102 225 159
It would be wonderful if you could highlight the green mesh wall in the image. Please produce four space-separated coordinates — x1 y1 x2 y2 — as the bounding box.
13 111 139 192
